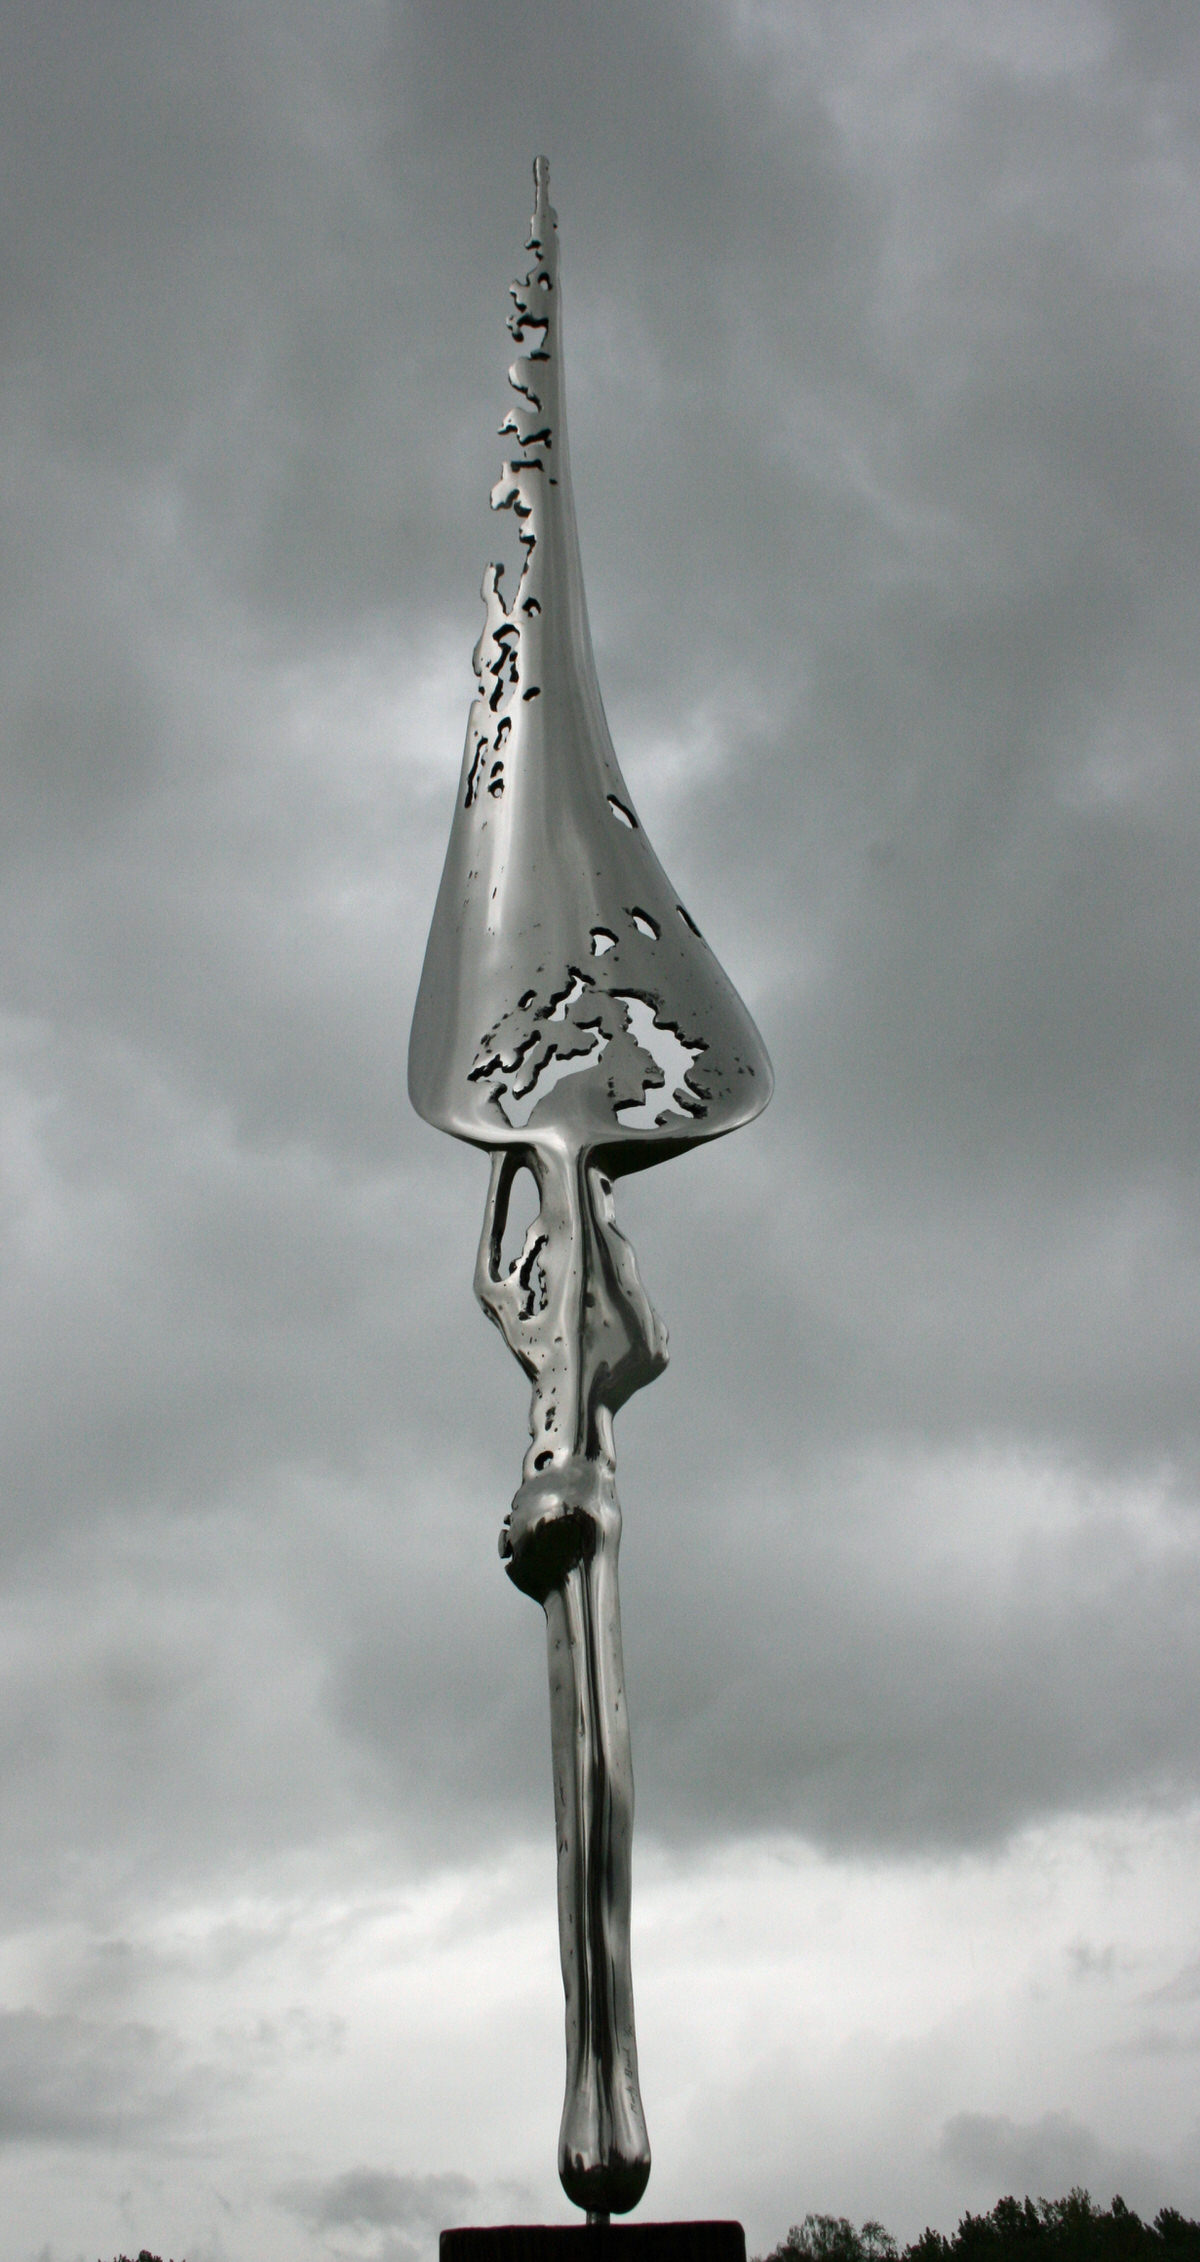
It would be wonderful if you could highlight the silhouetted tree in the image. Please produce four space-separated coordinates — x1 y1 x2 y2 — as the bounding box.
762 2214 898 2262
98 2250 182 2261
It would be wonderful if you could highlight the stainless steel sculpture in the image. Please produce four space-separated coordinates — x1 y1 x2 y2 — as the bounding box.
409 159 772 2219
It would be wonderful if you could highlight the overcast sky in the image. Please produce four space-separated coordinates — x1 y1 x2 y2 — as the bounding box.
4 3 1200 2259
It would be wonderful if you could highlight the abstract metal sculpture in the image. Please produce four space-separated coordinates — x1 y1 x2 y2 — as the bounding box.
409 159 772 2219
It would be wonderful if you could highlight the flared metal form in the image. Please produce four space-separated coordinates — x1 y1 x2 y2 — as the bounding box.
409 159 772 2217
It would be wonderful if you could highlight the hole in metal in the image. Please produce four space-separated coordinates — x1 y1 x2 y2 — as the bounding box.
498 1166 541 1278
500 1034 608 1129
610 995 707 1130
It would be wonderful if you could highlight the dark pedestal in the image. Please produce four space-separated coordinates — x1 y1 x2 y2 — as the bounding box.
442 2225 746 2262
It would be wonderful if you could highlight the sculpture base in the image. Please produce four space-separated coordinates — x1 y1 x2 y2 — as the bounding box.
441 2225 746 2262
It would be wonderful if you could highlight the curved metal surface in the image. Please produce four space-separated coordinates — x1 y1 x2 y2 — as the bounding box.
409 159 772 2216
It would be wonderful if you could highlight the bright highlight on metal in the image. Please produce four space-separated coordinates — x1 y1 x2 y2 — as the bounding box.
409 156 772 2217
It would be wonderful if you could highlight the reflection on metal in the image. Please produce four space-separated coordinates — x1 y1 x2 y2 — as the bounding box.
409 158 772 2216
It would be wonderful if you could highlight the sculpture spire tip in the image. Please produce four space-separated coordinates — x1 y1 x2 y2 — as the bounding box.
531 154 555 243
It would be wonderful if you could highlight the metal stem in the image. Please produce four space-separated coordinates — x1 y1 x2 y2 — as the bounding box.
546 1523 649 2213
477 1145 655 2213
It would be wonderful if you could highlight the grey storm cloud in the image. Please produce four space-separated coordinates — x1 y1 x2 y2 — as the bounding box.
279 2166 477 2231
0 2006 215 2145
1 0 1199 1897
2 5 1200 2248
937 2112 1175 2220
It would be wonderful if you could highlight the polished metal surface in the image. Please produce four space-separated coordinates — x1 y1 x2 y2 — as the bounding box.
409 158 772 2216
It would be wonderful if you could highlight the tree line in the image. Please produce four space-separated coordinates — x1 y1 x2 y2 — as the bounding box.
757 2193 1200 2262
96 2193 1200 2262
